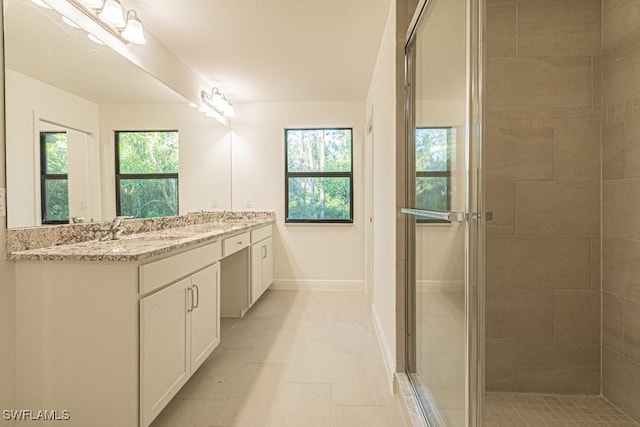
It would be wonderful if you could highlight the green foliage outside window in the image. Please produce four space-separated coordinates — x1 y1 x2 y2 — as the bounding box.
116 131 179 219
41 132 69 224
415 127 453 215
286 129 353 222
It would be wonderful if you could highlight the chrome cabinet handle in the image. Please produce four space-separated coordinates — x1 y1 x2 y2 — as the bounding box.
193 284 200 309
187 287 194 312
401 208 466 222
262 244 267 259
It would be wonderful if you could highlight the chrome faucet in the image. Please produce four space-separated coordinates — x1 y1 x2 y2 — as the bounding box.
99 216 131 241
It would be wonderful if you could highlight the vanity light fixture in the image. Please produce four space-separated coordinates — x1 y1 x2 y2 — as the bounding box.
34 0 147 45
201 87 236 117
98 0 126 28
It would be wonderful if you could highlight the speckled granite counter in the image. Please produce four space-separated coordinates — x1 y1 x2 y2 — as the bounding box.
7 211 274 262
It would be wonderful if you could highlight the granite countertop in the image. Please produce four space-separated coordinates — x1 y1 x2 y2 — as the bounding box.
9 218 274 262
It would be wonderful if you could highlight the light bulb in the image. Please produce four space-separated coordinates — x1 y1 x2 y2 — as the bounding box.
98 0 126 28
121 10 146 44
226 104 236 117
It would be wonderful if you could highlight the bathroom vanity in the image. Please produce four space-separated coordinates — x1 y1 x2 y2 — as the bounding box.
9 214 274 427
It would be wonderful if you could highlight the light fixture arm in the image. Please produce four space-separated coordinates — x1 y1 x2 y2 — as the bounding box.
201 87 234 116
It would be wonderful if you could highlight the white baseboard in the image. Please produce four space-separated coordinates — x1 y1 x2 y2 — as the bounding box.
371 302 395 393
270 279 364 292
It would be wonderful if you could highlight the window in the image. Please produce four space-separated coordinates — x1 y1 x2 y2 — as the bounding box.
40 131 69 224
415 127 453 223
115 131 179 219
285 128 353 223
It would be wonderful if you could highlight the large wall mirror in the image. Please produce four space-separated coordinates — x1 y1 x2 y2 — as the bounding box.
4 0 232 228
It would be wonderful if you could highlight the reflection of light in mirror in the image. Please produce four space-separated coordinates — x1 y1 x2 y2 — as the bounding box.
121 10 145 44
62 15 80 28
98 0 126 28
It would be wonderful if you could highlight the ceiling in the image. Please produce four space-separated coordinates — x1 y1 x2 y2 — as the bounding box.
126 0 392 104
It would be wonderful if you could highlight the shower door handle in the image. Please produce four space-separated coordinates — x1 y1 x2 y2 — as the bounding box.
401 208 467 222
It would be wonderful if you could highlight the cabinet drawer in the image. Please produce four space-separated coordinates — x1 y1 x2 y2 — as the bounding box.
139 241 221 295
223 232 250 257
251 224 272 243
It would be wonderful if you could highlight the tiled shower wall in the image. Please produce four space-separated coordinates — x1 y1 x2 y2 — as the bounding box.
485 0 602 394
601 0 640 421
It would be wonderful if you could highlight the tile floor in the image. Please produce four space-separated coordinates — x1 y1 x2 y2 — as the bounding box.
150 290 408 427
485 392 640 427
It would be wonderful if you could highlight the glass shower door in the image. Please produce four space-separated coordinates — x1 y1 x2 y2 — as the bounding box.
403 0 482 426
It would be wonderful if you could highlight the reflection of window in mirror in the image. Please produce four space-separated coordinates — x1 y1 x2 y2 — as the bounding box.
40 131 69 225
115 130 179 219
415 127 453 223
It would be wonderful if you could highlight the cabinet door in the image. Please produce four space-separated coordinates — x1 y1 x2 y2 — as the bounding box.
140 277 191 427
262 237 274 292
190 263 220 372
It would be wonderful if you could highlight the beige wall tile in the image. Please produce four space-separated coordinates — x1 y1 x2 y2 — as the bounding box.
603 122 625 180
603 51 640 107
554 119 601 181
486 127 555 181
518 0 601 57
591 237 601 290
485 182 516 235
516 342 600 394
602 346 640 422
486 289 553 341
602 237 640 301
624 298 640 364
487 5 517 58
602 292 623 352
603 0 640 53
603 179 640 240
485 341 516 391
604 292 624 352
593 54 602 109
517 181 600 235
622 112 640 179
487 57 593 111
553 290 600 344
486 236 592 289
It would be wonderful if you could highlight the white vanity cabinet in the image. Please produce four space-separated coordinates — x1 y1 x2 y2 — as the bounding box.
139 263 220 427
250 225 273 304
12 220 274 427
220 225 274 317
14 240 222 427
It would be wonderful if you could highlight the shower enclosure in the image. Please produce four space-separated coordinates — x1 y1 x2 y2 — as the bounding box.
404 0 640 425
403 0 483 426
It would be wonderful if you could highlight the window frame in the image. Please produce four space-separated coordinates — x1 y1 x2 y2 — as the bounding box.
415 126 453 224
284 127 354 224
114 130 179 218
40 131 69 225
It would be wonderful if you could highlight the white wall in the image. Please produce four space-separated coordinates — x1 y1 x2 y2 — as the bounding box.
366 0 397 383
0 30 17 426
98 104 232 218
231 102 365 290
5 70 100 228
